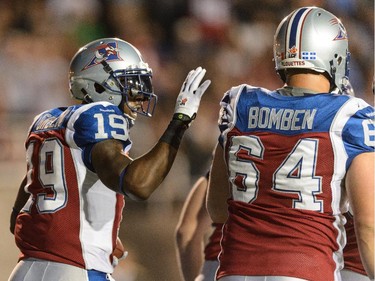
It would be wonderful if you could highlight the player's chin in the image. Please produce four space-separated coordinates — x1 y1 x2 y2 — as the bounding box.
124 107 138 119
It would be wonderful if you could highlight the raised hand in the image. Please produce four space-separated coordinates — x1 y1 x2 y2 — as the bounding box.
174 66 211 123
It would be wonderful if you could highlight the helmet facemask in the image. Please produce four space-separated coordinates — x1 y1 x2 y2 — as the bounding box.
101 61 157 117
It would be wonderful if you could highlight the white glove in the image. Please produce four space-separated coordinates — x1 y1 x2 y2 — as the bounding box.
174 66 211 121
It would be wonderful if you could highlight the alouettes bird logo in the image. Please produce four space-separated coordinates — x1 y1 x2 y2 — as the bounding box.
82 42 123 70
287 45 298 58
330 18 348 41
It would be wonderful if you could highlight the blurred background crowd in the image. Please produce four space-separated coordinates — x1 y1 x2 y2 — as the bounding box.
0 0 373 280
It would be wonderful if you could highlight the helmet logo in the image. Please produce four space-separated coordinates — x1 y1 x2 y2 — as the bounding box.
330 18 348 41
287 45 298 58
82 42 123 70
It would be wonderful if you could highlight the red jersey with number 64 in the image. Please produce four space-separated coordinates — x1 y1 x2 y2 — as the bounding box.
217 85 374 281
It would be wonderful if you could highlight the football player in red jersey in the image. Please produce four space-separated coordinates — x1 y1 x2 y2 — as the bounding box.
9 38 210 281
206 6 374 281
175 171 222 281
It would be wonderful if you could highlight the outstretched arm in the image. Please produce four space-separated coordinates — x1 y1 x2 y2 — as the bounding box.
92 138 179 200
175 175 212 281
346 152 374 279
92 67 211 200
206 143 230 223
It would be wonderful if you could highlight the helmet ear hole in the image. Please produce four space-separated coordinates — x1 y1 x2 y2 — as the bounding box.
94 83 106 94
337 56 343 65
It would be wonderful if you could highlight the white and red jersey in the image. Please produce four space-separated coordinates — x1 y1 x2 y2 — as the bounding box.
217 85 375 281
14 102 132 274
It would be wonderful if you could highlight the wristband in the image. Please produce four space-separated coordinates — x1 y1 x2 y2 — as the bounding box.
159 115 189 149
173 113 196 123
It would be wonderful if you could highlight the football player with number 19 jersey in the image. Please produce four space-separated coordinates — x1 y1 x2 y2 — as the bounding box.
9 38 210 281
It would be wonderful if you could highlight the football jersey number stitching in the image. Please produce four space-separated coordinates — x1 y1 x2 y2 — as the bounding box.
93 113 128 141
229 136 323 211
273 138 323 211
23 138 68 214
229 135 263 203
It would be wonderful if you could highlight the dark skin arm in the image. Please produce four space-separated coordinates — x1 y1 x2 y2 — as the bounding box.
92 65 209 200
91 138 178 200
10 176 29 234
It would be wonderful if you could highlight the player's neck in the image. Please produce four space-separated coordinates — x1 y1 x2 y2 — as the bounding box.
286 72 330 93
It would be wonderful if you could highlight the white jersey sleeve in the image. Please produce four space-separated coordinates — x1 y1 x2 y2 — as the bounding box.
218 84 269 146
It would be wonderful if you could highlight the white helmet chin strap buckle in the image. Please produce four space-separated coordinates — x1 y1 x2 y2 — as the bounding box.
341 77 354 96
331 77 354 96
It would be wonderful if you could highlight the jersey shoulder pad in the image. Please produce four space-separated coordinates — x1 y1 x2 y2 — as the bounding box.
341 98 375 161
219 84 268 131
219 84 246 125
29 107 72 134
66 102 131 149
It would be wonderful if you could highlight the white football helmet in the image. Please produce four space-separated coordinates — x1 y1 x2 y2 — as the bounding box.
274 7 351 94
69 38 157 116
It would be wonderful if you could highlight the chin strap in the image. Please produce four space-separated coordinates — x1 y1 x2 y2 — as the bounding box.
342 78 355 96
101 60 114 74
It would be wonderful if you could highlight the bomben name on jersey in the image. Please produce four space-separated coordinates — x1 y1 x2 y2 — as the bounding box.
248 106 317 130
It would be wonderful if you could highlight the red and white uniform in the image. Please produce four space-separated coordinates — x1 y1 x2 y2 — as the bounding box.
14 102 131 274
217 85 375 281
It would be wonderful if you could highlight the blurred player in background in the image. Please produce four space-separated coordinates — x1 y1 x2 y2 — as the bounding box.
207 6 374 281
9 37 210 281
175 171 222 281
